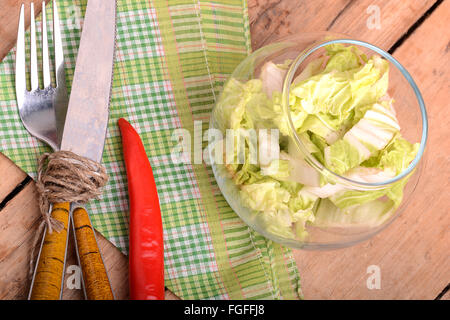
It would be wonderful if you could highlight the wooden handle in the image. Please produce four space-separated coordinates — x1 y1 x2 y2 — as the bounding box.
29 202 70 300
72 207 114 300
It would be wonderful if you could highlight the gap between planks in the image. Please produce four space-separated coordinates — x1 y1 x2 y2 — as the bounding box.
0 176 32 212
0 0 446 300
435 283 450 300
388 0 445 53
248 0 440 50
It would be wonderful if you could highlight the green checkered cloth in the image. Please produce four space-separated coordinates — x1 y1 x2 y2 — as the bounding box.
0 0 302 299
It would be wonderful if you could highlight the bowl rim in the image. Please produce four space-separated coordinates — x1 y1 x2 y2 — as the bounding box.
282 38 428 189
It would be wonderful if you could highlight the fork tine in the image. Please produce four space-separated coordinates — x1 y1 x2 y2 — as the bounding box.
30 2 39 90
15 4 27 99
53 1 64 87
41 2 51 88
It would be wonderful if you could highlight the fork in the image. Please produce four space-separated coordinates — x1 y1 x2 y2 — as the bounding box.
15 2 70 300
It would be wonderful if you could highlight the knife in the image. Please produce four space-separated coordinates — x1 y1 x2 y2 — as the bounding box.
60 0 116 300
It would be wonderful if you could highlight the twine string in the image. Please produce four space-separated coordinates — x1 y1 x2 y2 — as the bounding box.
29 150 108 277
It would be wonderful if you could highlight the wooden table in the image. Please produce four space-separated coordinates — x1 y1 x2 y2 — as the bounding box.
0 0 448 300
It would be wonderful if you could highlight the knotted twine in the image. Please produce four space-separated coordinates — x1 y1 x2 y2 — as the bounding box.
29 150 109 276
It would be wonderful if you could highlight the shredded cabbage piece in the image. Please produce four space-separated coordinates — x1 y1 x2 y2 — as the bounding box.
214 44 419 239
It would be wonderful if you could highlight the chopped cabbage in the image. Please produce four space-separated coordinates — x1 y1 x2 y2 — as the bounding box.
214 44 419 240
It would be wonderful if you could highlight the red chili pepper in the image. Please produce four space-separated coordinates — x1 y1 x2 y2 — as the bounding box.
118 118 164 300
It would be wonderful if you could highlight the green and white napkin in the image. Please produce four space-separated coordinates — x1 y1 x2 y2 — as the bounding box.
0 0 302 299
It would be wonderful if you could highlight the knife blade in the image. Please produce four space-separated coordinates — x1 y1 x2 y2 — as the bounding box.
61 0 116 300
61 0 116 159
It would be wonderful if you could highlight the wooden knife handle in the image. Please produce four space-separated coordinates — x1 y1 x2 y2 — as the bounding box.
29 202 70 300
72 207 114 300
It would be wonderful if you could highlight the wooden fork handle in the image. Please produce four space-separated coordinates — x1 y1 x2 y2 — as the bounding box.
72 206 114 300
29 202 70 300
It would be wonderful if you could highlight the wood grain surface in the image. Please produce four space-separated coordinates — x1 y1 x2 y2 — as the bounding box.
249 0 449 300
0 0 448 300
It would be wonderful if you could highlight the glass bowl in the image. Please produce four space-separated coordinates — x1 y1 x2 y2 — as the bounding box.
208 32 428 250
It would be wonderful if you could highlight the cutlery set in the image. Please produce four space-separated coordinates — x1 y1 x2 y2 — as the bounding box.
15 1 117 300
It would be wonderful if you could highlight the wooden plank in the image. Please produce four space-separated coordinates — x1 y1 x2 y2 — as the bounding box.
0 0 446 301
0 154 178 299
0 0 47 61
293 0 450 300
323 0 438 50
0 181 42 299
0 149 128 299
0 153 27 202
0 181 40 267
0 0 134 300
61 228 129 300
438 285 450 300
62 229 179 300
248 0 350 49
0 177 130 300
61 225 84 300
249 0 437 50
0 224 38 299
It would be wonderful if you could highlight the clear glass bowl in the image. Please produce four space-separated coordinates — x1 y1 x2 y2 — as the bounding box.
209 32 428 250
